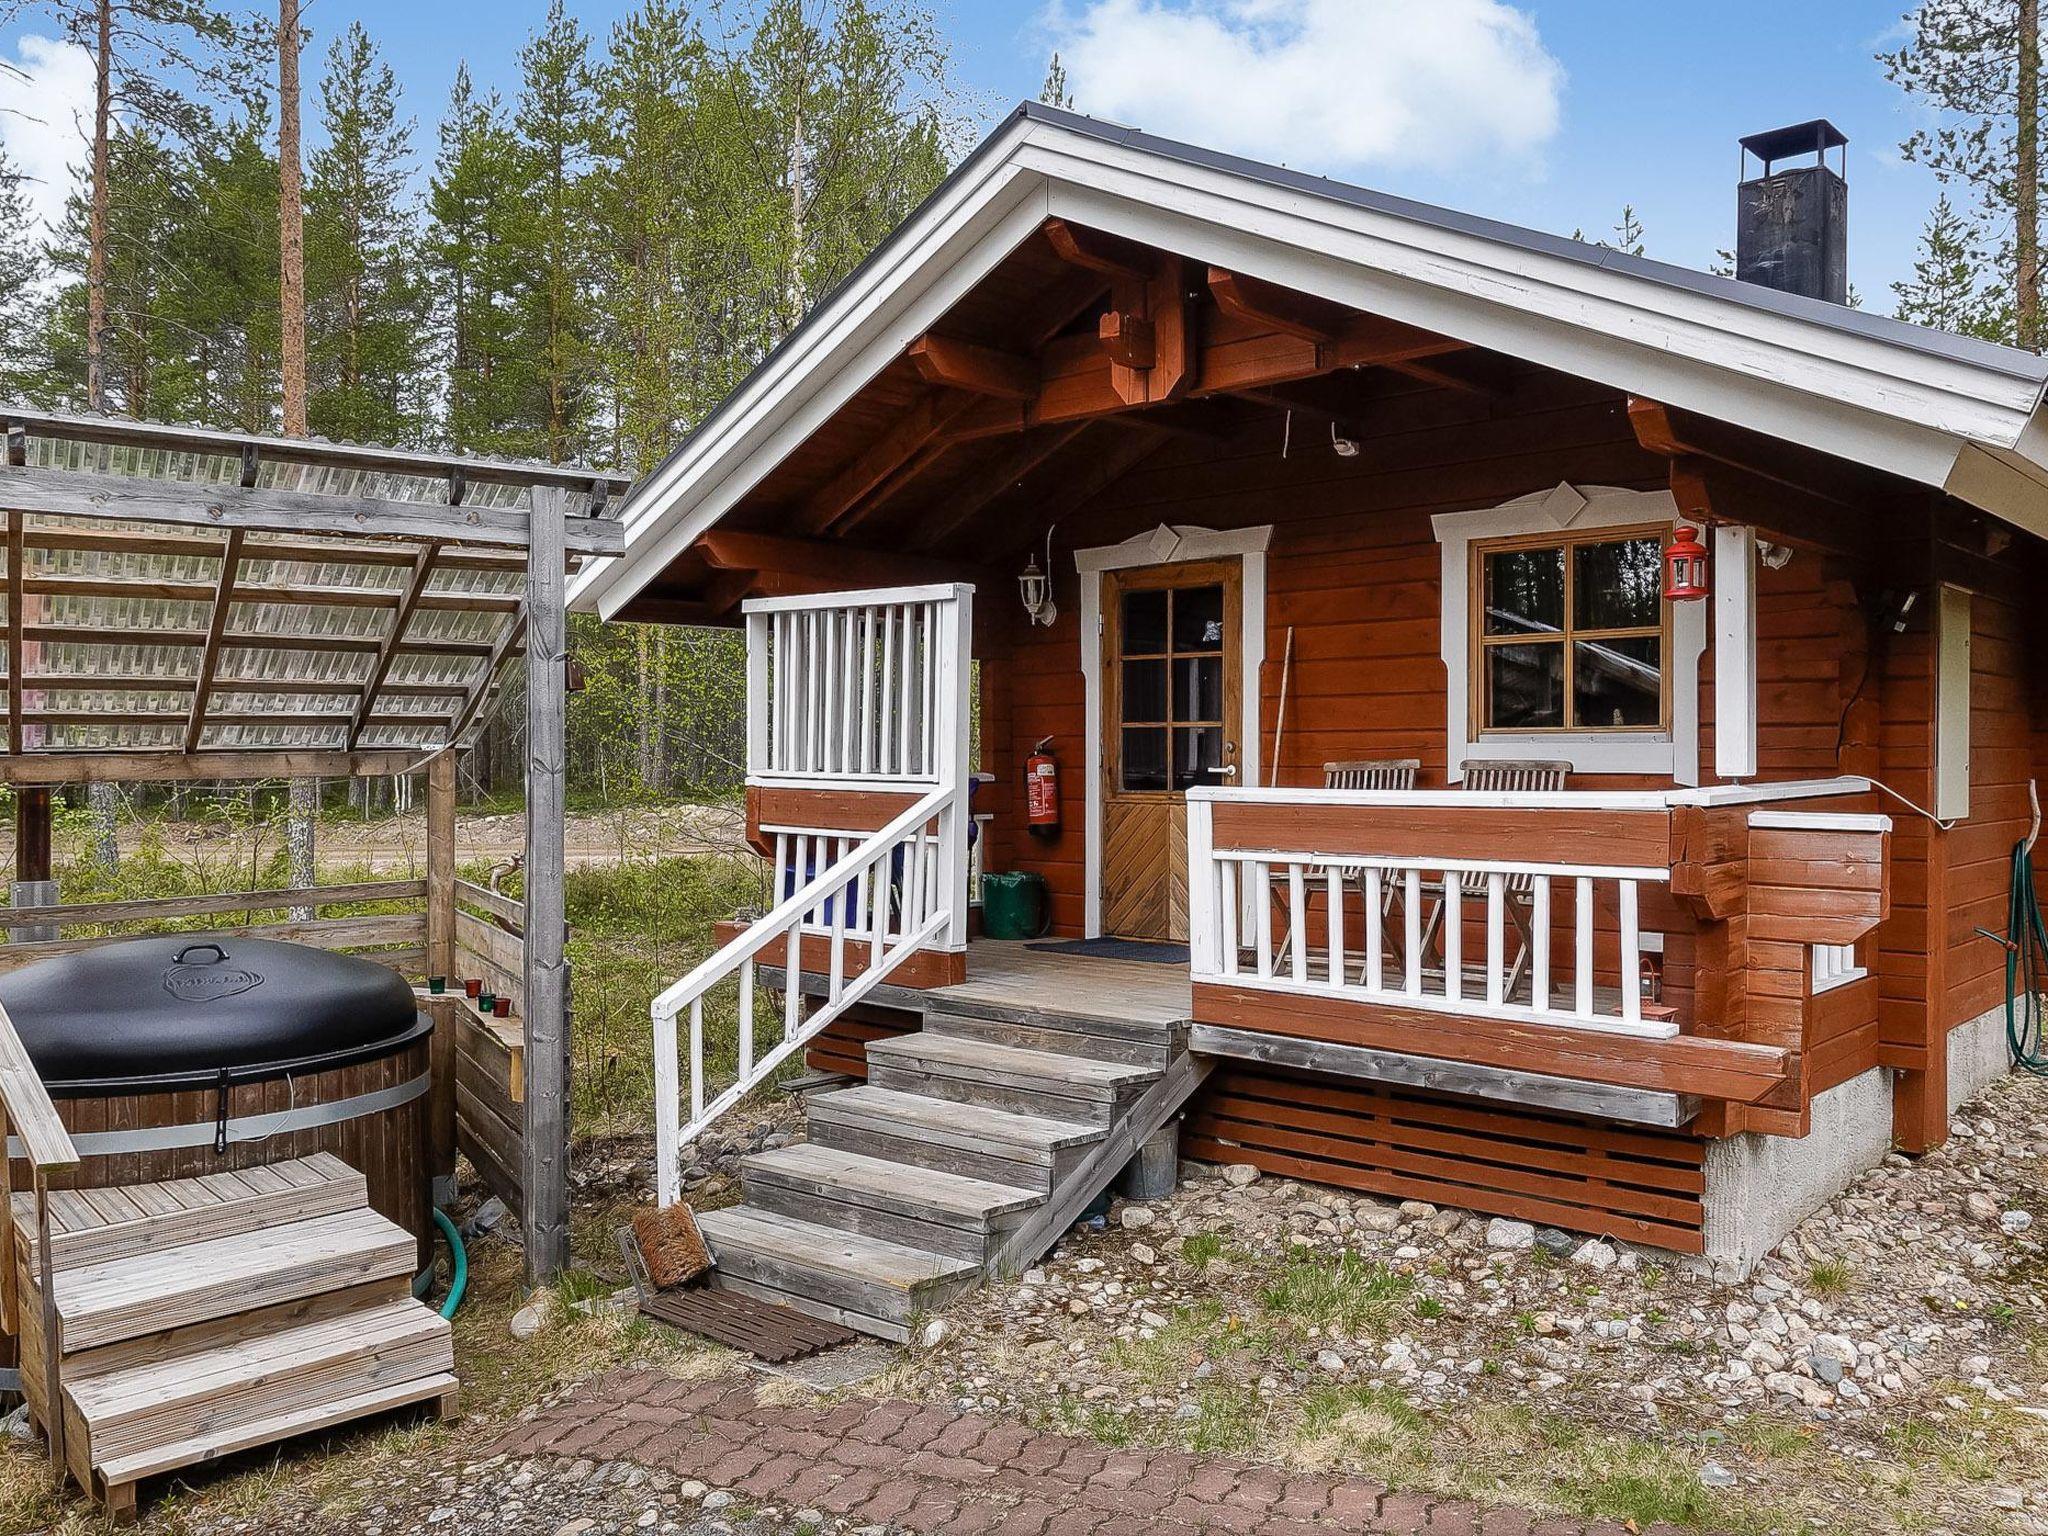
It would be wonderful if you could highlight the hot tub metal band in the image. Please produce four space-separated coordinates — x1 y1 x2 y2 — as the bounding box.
3 1070 430 1159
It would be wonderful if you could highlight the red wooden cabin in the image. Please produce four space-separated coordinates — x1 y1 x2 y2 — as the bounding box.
576 107 2048 1325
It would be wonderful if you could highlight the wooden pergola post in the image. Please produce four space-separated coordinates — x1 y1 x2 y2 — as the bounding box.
11 785 54 942
522 486 571 1282
424 750 460 1205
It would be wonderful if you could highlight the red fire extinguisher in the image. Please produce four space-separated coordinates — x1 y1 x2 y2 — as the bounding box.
1026 735 1060 839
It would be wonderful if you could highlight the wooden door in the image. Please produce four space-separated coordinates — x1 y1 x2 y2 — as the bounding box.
1101 560 1243 941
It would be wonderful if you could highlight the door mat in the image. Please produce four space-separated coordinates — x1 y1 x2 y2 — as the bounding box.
1025 938 1191 964
638 1286 860 1363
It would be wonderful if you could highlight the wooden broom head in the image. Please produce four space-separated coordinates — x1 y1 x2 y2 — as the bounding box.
632 1203 712 1290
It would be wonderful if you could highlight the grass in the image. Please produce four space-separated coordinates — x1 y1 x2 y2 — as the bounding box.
1258 1250 1413 1336
1808 1257 1856 1298
1180 1230 1228 1267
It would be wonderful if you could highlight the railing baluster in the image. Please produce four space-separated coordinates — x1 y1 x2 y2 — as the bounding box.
828 873 848 1004
1575 875 1594 1019
802 610 820 773
898 603 917 776
653 1006 680 1205
880 605 898 775
1288 863 1308 982
922 603 938 777
1219 859 1239 977
1485 871 1505 1008
1326 865 1345 990
1530 875 1551 1012
1619 878 1641 1025
1253 860 1274 979
688 999 704 1123
785 918 803 1037
822 607 839 774
1364 867 1383 993
1404 866 1422 996
1443 872 1463 1002
859 607 877 773
738 959 755 1079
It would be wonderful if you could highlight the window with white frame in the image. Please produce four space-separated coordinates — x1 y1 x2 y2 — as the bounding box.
1811 942 1866 993
1434 485 1706 782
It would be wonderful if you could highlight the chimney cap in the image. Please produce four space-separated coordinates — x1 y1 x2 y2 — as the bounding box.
1740 119 1848 174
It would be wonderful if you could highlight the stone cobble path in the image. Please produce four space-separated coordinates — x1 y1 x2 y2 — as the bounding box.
494 1370 1668 1536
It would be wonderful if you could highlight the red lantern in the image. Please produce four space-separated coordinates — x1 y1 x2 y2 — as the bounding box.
1663 524 1710 602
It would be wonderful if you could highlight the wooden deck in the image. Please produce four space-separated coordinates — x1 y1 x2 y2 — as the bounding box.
780 939 1195 1031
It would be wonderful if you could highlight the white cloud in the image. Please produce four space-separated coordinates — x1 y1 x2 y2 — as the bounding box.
1042 0 1564 175
0 34 97 235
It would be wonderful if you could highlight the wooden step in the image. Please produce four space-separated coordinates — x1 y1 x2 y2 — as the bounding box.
10 1155 366 1271
805 1085 1102 1191
48 1207 416 1353
95 1371 457 1488
741 1142 1041 1263
65 1287 452 1470
697 1206 980 1343
865 1031 1158 1126
921 1006 1178 1068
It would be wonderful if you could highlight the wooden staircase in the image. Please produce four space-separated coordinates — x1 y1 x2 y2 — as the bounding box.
697 1002 1206 1341
9 1154 455 1523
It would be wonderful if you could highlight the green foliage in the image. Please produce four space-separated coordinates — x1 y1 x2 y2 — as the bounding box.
1258 1250 1413 1335
1040 52 1073 110
1892 194 2007 340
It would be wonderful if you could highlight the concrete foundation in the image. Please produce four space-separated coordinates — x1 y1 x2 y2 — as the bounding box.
1699 1064 1894 1281
1947 1000 2016 1114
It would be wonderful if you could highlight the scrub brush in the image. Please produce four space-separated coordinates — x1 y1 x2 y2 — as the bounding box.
630 1203 713 1290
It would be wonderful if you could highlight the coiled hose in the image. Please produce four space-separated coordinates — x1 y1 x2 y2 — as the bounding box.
2001 839 2048 1075
412 1207 470 1319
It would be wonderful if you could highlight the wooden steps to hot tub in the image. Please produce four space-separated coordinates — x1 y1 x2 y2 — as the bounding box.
7 1154 454 1525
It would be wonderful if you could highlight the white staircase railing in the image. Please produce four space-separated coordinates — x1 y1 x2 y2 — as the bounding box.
651 583 972 1206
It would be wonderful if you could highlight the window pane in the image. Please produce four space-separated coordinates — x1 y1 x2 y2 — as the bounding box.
1173 585 1225 650
1573 636 1662 727
1173 656 1222 722
1121 727 1168 790
1121 659 1167 723
1122 589 1168 653
1484 642 1564 729
1484 546 1564 637
1574 537 1662 630
1172 726 1225 790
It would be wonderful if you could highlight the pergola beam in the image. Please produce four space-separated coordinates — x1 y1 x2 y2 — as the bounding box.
0 749 427 784
184 530 244 753
0 467 624 554
347 545 443 750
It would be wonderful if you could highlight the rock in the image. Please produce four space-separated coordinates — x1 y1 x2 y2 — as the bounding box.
919 1319 952 1348
1485 1218 1536 1250
702 1491 733 1511
1398 1200 1437 1220
1119 1205 1157 1230
1699 1461 1737 1489
1764 1371 1833 1408
2001 1208 2034 1234
1130 1242 1157 1265
555 1522 596 1536
1357 1205 1403 1233
510 1300 550 1341
1571 1239 1618 1271
1534 1227 1574 1257
677 1481 707 1501
1965 1190 2000 1222
1222 1163 1262 1187
1316 1349 1346 1373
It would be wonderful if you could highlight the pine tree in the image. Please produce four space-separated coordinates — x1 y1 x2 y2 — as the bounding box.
1610 205 1646 257
1894 194 2000 337
1880 0 2041 347
0 147 48 397
306 22 428 443
1040 51 1073 109
429 67 528 454
513 0 600 462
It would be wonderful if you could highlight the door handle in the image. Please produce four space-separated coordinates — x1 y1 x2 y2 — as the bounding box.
1216 765 1239 778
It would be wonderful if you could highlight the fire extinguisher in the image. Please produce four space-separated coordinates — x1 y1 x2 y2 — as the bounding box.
1026 735 1060 839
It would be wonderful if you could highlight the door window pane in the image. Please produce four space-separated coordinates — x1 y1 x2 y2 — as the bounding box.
1173 585 1225 650
1485 642 1565 729
1121 727 1168 790
1173 656 1222 722
1574 538 1661 630
1122 589 1168 653
1172 726 1224 790
1484 546 1564 637
1573 636 1662 727
1121 659 1167 723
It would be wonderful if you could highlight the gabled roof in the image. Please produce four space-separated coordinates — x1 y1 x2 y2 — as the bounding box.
573 102 2048 619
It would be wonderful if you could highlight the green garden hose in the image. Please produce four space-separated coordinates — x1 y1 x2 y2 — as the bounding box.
411 1208 469 1318
2001 839 2048 1075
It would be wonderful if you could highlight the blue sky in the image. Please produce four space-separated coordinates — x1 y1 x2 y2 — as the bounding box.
0 2 1959 311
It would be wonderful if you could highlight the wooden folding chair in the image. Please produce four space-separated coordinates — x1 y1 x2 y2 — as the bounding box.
1269 759 1419 979
1419 759 1571 999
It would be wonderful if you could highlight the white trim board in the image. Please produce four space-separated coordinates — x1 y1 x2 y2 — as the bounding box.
1433 483 1706 783
1076 523 1272 938
574 108 2048 620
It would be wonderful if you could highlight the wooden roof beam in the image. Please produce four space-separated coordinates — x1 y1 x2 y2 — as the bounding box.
1630 397 1866 552
1208 267 1353 343
911 424 1092 551
698 530 987 590
907 335 1039 400
798 389 980 536
347 544 443 750
1044 219 1156 283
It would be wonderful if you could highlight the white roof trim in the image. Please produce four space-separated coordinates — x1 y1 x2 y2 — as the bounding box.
574 110 2048 619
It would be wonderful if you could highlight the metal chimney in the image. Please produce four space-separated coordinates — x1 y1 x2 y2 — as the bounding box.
1736 120 1848 304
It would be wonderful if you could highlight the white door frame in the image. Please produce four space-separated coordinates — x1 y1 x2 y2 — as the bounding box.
1075 524 1272 939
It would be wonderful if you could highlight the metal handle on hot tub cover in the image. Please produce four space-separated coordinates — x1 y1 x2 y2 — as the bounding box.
172 941 230 964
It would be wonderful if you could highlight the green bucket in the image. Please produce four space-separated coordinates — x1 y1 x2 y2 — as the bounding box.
981 871 1050 940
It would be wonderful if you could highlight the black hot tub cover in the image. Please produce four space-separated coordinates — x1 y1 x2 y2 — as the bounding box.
0 934 426 1091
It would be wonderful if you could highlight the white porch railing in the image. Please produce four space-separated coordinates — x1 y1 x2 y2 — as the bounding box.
651 583 973 1205
1186 787 1679 1040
